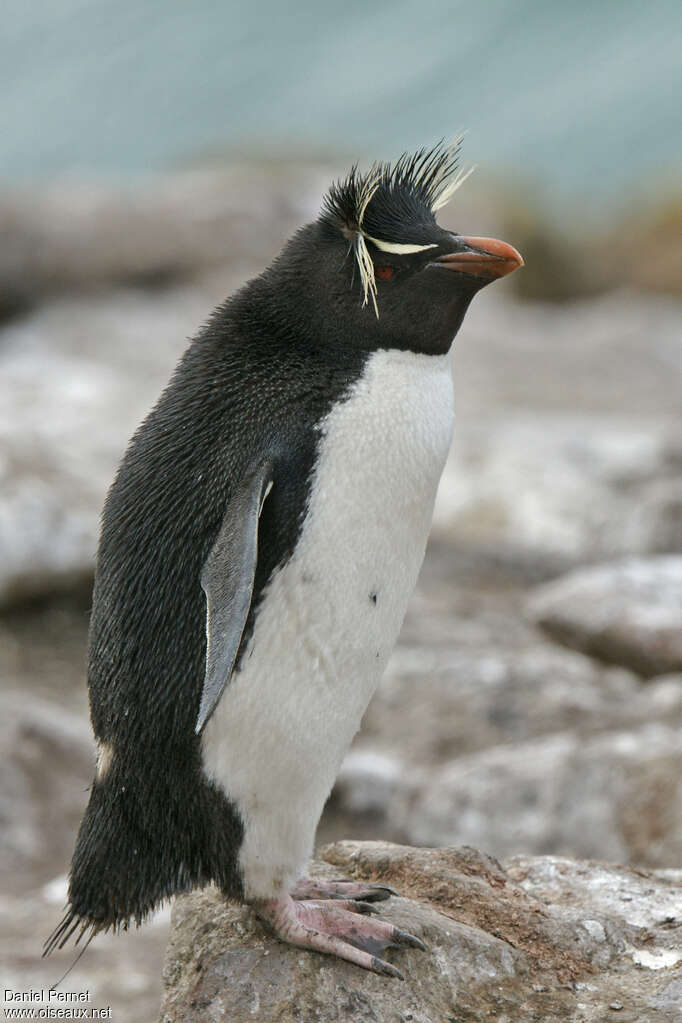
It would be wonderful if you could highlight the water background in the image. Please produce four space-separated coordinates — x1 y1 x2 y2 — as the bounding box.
2 0 681 215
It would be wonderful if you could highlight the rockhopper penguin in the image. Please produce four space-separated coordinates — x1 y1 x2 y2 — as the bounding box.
45 142 522 978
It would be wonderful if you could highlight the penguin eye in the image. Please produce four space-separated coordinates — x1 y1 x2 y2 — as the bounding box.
375 265 395 281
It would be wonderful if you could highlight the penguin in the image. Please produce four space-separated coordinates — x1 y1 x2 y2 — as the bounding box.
45 141 522 979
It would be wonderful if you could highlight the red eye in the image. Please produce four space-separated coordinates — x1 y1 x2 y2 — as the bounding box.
375 265 394 281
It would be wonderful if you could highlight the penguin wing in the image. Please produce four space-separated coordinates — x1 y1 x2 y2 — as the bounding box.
196 459 274 734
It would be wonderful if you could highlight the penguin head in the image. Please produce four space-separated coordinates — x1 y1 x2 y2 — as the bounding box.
308 141 523 356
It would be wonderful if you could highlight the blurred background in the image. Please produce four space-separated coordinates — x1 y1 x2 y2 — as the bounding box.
1 2 681 1019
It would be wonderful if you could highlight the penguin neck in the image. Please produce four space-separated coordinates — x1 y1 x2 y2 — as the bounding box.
227 263 352 362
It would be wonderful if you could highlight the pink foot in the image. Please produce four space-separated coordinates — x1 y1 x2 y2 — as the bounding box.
291 876 399 903
253 893 425 979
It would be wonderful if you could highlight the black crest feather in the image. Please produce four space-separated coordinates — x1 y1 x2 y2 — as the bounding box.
322 139 467 232
321 139 473 315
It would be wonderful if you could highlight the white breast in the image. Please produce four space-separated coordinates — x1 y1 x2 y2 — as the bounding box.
201 348 454 899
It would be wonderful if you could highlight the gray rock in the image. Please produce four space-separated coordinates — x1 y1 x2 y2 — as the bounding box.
0 691 93 888
333 751 404 815
0 285 213 606
433 418 682 567
623 478 682 555
431 289 682 566
159 840 682 1022
358 638 653 765
527 556 682 676
0 167 323 312
390 724 682 868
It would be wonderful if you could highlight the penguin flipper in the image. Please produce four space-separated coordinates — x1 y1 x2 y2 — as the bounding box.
196 459 274 734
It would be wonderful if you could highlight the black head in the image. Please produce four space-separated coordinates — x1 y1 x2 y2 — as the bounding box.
283 141 523 357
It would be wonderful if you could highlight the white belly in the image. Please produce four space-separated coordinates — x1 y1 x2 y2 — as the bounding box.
201 348 454 899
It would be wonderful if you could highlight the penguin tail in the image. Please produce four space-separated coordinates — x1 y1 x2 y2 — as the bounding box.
43 775 159 953
43 909 104 958
44 756 243 954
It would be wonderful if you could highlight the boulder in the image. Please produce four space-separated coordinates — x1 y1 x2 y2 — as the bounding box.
0 167 322 314
0 285 212 606
432 417 681 567
432 288 682 567
0 691 93 888
159 840 682 1022
622 478 682 555
388 724 682 868
358 638 656 765
527 556 682 676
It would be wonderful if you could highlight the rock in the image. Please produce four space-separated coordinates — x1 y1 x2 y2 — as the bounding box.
357 637 653 766
332 751 404 815
0 285 214 606
0 167 324 315
333 671 682 855
623 478 682 555
0 691 93 889
431 289 682 567
432 418 681 567
389 724 682 868
527 556 682 676
159 840 682 1022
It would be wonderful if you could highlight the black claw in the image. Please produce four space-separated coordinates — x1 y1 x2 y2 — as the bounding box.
395 930 427 952
352 901 379 916
358 886 396 903
372 956 405 980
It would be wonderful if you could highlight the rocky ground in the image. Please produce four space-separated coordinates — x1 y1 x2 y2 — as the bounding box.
0 166 680 1021
160 841 682 1022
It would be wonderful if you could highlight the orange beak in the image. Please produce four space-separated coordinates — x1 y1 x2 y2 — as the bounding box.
435 236 524 280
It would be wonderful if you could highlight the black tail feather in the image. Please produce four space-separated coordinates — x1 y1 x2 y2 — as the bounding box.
46 928 98 992
44 760 244 963
43 908 103 957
